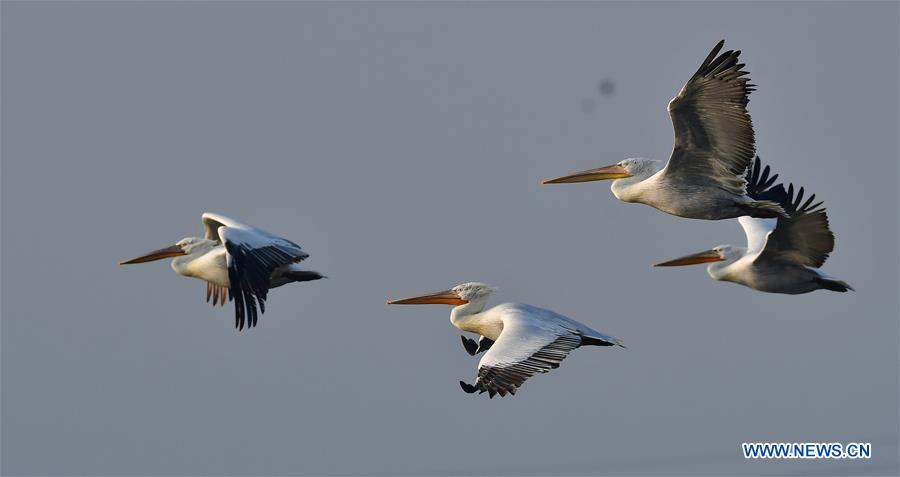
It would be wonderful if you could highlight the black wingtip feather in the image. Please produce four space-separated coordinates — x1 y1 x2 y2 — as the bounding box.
461 336 478 356
694 40 726 77
475 337 494 354
745 156 784 202
816 277 853 293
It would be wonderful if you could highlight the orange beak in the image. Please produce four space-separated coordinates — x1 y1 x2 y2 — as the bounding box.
386 289 468 306
542 163 631 184
653 249 724 267
118 244 185 265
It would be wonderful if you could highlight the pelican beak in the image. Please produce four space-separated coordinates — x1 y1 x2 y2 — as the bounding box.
542 164 631 184
654 249 723 267
386 289 468 306
118 245 185 265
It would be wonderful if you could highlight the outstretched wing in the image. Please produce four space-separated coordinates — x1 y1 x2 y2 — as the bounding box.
461 309 583 398
662 40 757 195
756 183 834 268
213 219 309 330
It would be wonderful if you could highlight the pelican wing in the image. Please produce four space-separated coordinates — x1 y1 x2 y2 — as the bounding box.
467 309 583 398
756 183 833 268
739 217 777 257
202 212 247 242
740 157 780 256
744 157 780 201
216 223 309 330
461 336 493 356
663 40 756 195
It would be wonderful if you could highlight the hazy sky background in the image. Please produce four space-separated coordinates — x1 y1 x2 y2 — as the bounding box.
2 2 898 476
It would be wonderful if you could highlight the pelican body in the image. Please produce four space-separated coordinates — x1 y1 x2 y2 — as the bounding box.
605 158 771 219
543 40 785 220
706 245 846 294
387 282 623 398
119 212 323 329
654 158 852 294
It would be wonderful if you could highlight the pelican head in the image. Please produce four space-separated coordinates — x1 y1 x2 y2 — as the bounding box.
387 282 496 309
119 237 216 265
542 157 660 185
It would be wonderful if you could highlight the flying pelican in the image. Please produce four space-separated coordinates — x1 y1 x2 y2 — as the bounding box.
387 282 623 397
542 40 786 220
654 158 852 294
119 212 324 329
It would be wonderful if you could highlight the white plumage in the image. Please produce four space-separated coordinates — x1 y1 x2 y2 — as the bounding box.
388 282 623 397
120 212 323 330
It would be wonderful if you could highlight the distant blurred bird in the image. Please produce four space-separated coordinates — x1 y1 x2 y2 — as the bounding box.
543 40 786 220
597 78 615 96
654 158 852 294
387 282 623 397
119 213 323 329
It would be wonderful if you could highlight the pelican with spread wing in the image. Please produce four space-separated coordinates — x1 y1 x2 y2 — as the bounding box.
654 158 852 294
119 212 324 329
543 40 785 220
387 282 623 398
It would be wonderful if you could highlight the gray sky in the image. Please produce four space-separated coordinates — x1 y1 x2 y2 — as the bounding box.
2 2 897 476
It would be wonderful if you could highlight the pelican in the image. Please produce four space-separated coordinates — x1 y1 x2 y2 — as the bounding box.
387 282 623 398
119 212 324 329
542 40 786 220
654 158 852 294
